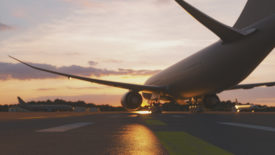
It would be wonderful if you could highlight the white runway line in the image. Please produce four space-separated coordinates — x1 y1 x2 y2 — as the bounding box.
219 122 275 132
37 122 93 133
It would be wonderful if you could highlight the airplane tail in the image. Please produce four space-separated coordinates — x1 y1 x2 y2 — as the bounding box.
175 0 274 43
234 0 275 29
17 97 26 104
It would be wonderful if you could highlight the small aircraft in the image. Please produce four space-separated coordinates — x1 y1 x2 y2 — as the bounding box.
10 0 275 113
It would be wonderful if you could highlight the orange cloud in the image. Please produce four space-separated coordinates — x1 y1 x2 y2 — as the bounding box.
0 61 160 80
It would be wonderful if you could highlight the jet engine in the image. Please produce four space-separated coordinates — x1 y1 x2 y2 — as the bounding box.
121 91 143 110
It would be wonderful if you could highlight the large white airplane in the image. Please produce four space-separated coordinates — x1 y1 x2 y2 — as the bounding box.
10 0 275 113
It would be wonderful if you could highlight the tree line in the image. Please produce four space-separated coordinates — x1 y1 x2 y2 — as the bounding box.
1 99 274 112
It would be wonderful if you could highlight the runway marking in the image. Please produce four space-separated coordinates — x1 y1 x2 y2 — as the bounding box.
156 131 233 155
37 122 93 133
219 122 275 132
19 116 47 120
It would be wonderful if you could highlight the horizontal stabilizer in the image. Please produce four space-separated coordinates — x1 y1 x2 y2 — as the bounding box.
227 82 275 90
175 0 245 43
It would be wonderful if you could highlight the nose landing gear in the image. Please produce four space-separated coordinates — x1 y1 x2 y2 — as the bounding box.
148 93 163 114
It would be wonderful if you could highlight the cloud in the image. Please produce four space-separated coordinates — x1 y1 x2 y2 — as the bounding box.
61 0 104 8
12 8 27 18
155 0 171 5
103 59 123 64
0 23 14 31
0 61 160 80
36 86 103 91
66 86 103 90
88 60 98 66
36 88 57 91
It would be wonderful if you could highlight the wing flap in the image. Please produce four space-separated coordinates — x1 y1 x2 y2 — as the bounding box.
9 56 165 92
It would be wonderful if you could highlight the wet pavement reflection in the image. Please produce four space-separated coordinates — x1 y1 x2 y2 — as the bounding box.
110 124 168 155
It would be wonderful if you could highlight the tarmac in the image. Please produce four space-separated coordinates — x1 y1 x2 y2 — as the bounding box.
0 111 275 155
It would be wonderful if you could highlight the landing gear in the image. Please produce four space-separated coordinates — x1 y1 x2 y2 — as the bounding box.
189 95 220 112
151 102 162 114
148 99 162 114
188 98 203 112
148 93 162 114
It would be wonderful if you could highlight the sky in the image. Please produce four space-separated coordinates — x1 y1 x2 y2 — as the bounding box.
0 0 275 106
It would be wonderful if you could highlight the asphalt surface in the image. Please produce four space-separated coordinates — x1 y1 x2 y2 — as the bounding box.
0 112 275 155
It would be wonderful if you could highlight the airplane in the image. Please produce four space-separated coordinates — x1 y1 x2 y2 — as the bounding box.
17 96 73 112
10 0 275 113
233 104 256 113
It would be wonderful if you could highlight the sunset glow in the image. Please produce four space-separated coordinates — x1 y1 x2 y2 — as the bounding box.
1 0 275 106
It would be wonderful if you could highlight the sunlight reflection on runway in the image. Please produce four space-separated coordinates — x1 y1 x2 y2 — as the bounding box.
110 124 167 155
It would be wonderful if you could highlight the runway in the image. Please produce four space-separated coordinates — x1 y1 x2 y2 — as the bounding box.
0 112 274 155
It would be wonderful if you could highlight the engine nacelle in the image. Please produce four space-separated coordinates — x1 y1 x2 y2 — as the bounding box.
121 91 143 110
203 94 220 108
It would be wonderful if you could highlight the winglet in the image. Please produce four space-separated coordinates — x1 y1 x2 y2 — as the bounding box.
175 0 246 43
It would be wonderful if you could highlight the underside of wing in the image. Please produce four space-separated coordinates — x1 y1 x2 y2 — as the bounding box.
9 56 165 92
227 82 275 90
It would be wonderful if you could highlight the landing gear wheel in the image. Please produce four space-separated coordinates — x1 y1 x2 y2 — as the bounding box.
151 102 162 114
189 97 204 112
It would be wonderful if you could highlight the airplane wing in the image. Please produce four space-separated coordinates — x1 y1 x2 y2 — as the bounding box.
227 82 275 90
9 56 165 92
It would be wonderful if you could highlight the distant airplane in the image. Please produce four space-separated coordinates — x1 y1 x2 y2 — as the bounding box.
233 104 266 112
17 96 27 105
17 97 73 112
10 0 275 113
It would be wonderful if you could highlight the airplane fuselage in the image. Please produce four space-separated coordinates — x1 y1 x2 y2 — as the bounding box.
145 14 275 99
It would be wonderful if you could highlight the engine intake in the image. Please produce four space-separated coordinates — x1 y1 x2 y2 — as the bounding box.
121 91 142 110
